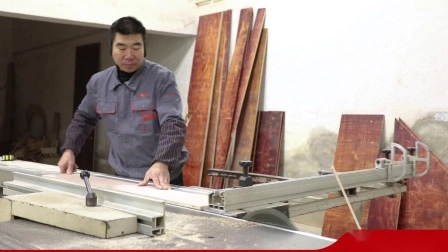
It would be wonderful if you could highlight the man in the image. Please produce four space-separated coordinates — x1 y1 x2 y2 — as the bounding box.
58 16 188 190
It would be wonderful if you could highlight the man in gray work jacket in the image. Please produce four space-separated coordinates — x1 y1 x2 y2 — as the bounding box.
58 16 188 190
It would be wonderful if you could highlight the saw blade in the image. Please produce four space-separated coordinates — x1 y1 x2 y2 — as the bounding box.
242 208 298 231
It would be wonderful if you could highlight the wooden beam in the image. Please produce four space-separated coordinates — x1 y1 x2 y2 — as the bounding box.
3 191 137 238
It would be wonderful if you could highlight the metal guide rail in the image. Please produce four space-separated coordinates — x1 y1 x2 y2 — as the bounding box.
0 141 431 233
0 169 166 236
208 141 431 214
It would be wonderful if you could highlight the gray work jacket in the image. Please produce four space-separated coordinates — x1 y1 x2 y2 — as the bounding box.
64 59 188 180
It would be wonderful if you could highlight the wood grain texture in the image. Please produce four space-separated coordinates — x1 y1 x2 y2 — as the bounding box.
229 28 268 187
252 111 284 176
367 152 401 230
368 193 401 230
321 114 384 239
6 191 137 238
213 8 253 189
226 9 266 173
394 118 448 229
202 10 232 188
183 12 223 187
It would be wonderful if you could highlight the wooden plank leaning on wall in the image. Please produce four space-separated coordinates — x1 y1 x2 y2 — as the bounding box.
391 118 448 229
183 12 223 187
212 8 254 189
321 114 384 239
228 28 268 187
201 10 232 188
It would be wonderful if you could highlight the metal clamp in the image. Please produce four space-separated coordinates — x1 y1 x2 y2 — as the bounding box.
411 141 431 177
388 143 408 182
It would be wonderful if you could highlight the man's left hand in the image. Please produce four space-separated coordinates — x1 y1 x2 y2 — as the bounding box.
138 162 171 190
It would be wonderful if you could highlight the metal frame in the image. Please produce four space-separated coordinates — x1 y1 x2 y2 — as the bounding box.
209 142 430 213
288 185 406 217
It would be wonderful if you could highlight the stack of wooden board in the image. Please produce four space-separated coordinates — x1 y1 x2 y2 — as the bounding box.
183 8 283 189
322 115 448 239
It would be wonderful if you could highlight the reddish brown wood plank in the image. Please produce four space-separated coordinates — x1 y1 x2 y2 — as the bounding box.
252 111 285 176
229 28 268 187
226 8 266 170
368 194 401 230
183 12 223 187
321 114 384 239
201 10 232 188
213 8 253 189
367 152 401 230
394 118 448 229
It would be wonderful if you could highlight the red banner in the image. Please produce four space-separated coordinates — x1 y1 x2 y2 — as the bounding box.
320 230 447 251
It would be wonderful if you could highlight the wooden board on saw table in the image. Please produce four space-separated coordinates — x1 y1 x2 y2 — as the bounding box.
202 9 232 188
1 191 137 238
213 8 253 189
367 152 401 230
183 12 223 187
393 118 448 229
321 114 384 239
43 173 210 210
252 111 284 177
229 28 268 187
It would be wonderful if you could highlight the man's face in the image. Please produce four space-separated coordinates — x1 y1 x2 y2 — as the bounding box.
112 33 145 73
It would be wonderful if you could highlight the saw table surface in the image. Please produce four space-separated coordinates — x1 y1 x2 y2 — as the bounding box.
0 204 334 249
0 160 335 249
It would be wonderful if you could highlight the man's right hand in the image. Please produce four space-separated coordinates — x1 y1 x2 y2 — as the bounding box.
57 149 78 174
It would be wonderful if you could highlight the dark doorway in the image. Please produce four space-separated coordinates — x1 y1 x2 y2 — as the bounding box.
73 43 100 171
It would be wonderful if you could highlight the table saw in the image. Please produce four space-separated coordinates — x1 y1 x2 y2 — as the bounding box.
0 141 430 249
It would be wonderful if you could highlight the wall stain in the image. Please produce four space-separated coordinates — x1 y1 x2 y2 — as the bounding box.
285 128 337 178
412 114 448 166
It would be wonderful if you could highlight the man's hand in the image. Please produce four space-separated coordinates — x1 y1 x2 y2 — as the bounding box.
57 149 78 174
138 162 171 190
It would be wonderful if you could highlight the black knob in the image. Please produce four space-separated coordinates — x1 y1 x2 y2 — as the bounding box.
408 147 416 156
382 149 391 159
238 160 253 187
80 170 90 180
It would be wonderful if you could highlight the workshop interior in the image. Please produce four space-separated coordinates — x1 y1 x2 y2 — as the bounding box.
1 0 447 250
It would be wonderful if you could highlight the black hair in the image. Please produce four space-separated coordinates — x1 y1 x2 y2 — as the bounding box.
109 16 147 57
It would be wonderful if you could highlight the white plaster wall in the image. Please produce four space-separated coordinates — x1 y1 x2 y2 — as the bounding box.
146 35 196 115
0 0 197 36
0 16 12 142
198 0 448 177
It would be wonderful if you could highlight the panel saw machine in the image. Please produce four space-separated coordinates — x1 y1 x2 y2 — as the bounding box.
0 141 430 249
